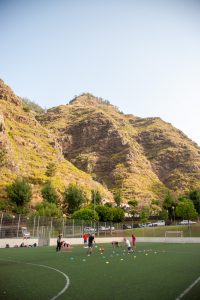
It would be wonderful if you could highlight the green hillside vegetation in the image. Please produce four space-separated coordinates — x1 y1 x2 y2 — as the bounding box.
0 80 113 210
1 81 200 216
22 97 45 114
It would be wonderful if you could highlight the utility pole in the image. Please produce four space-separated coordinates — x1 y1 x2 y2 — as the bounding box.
172 206 175 223
93 190 96 220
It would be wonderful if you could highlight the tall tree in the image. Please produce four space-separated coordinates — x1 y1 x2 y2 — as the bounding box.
188 190 200 214
91 190 102 205
72 208 99 221
7 177 32 207
41 181 58 204
139 207 150 224
176 199 197 224
95 205 113 222
63 183 86 214
34 202 62 217
163 191 176 221
114 189 122 207
128 199 138 219
111 207 125 223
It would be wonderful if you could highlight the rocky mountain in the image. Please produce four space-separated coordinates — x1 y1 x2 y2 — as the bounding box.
37 93 200 205
0 81 113 205
1 80 200 208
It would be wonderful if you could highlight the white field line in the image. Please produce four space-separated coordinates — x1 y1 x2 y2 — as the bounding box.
27 263 70 300
176 276 200 300
0 259 70 300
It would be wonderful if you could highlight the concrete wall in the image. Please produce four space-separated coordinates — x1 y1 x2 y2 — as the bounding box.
1 236 200 248
137 237 200 243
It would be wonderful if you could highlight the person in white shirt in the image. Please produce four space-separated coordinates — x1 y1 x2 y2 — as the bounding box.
124 238 132 253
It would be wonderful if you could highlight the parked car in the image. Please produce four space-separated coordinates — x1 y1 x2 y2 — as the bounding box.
145 222 154 227
139 222 153 227
122 224 140 229
122 224 132 230
98 226 106 231
84 227 96 233
151 220 165 227
132 223 140 228
106 226 115 231
178 220 196 225
20 227 31 238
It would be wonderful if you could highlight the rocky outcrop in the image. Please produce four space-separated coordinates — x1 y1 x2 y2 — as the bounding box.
0 111 5 133
38 93 200 202
1 83 200 204
0 86 113 204
0 79 21 106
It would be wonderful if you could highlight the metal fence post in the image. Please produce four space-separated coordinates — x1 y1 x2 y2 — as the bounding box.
50 218 53 238
72 219 74 237
82 220 84 236
0 212 3 233
37 216 40 237
62 217 65 236
33 216 36 238
17 214 21 238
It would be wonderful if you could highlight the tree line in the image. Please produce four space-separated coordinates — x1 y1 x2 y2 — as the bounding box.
1 176 199 223
1 177 125 222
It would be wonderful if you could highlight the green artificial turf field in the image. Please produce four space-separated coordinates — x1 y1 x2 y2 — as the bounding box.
0 242 200 300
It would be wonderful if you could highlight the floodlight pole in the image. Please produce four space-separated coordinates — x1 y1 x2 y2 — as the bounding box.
172 206 175 223
93 190 96 221
17 214 21 238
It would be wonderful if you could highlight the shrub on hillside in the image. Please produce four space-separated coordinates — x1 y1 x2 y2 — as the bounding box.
7 177 32 208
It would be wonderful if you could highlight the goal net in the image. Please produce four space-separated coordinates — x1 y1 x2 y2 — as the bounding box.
165 231 184 243
38 226 50 246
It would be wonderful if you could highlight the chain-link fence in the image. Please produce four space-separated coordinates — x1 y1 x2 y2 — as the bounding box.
0 213 199 239
0 213 125 239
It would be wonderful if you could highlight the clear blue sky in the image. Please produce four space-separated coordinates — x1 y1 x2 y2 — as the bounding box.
1 0 200 145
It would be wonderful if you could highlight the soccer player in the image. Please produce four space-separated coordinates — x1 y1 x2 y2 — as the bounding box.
87 234 95 255
112 241 119 247
124 238 132 253
83 232 89 248
56 233 62 252
131 234 136 249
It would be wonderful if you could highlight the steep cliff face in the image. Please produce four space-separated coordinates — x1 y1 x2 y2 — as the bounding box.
37 94 162 203
38 93 200 203
132 117 200 192
0 83 113 203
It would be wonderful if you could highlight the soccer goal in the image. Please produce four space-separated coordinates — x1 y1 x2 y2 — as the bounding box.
165 231 184 243
38 226 50 246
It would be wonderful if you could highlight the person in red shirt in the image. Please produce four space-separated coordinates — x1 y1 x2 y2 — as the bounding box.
132 234 136 249
83 233 89 248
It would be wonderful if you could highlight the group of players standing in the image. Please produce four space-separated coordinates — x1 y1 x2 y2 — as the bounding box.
83 233 95 255
56 232 136 254
83 232 136 254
